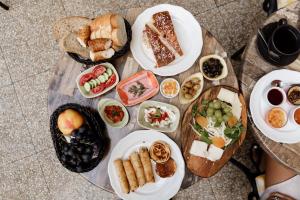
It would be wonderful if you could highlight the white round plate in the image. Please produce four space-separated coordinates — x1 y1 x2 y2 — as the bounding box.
250 69 300 143
130 4 202 76
108 130 185 200
98 98 129 128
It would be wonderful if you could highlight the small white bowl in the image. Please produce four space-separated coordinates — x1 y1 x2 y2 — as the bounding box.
199 54 228 81
265 107 288 129
160 78 180 99
265 87 286 107
290 106 300 127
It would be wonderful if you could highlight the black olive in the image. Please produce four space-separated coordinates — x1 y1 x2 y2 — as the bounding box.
78 125 88 134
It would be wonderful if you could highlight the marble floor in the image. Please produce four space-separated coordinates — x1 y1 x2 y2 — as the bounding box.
0 0 267 199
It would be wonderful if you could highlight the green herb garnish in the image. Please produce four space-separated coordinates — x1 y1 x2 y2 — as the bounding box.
224 122 243 142
192 123 212 144
128 81 148 97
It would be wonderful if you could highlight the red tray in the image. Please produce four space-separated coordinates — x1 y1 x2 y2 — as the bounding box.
116 70 159 106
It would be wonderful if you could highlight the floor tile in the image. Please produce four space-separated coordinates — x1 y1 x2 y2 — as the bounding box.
209 162 252 200
0 155 50 200
214 0 236 7
219 0 260 50
38 148 116 200
195 8 234 55
0 0 65 82
0 49 12 87
0 85 35 166
14 70 54 152
174 179 216 200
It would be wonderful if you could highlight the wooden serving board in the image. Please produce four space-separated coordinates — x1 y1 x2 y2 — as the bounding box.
181 85 247 178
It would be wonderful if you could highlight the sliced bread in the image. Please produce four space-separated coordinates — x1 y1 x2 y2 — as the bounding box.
76 25 91 48
53 16 91 41
59 33 90 58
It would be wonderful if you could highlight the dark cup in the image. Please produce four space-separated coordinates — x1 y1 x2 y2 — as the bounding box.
268 18 300 65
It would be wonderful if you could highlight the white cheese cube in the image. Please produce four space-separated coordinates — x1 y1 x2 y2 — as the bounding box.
217 88 235 105
189 140 208 158
232 93 242 120
207 144 224 161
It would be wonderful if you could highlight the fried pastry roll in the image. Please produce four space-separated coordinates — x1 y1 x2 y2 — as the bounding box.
130 152 146 186
114 159 130 194
122 160 138 191
139 147 155 183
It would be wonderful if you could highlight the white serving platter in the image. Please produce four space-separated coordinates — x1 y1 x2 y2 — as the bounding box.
76 63 119 98
130 4 203 76
108 130 185 200
250 69 300 143
137 100 180 133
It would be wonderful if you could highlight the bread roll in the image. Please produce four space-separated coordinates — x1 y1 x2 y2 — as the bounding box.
111 14 124 29
90 48 115 61
139 147 155 183
90 14 112 38
111 23 127 47
59 33 89 58
122 160 138 192
114 159 130 194
129 152 146 187
88 38 112 52
76 25 90 48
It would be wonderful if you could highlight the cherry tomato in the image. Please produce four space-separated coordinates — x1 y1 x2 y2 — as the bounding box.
92 65 106 77
91 84 105 94
105 74 117 88
79 73 95 86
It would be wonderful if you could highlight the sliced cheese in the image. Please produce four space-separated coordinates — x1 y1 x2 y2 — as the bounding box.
207 144 224 161
232 93 242 120
217 88 235 105
189 140 208 158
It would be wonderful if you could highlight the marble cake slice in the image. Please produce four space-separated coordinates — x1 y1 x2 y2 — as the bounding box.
152 11 183 56
144 24 175 67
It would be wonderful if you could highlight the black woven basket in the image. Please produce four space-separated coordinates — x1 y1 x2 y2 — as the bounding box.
68 19 132 65
50 103 109 173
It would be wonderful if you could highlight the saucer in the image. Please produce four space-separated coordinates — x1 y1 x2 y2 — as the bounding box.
256 22 299 67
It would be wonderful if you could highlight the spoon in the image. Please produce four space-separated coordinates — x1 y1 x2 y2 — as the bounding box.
257 29 280 60
271 80 299 88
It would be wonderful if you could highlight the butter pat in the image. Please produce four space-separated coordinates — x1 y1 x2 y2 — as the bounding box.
207 144 224 161
189 140 208 158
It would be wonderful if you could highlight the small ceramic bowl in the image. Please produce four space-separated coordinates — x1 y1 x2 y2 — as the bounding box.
160 78 180 99
290 106 300 127
98 98 129 128
265 107 287 129
199 54 228 81
265 87 286 107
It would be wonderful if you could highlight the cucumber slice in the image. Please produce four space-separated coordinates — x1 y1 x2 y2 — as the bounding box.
106 68 113 76
89 80 94 88
83 82 91 92
103 73 109 81
92 80 97 87
99 75 106 83
96 78 101 85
